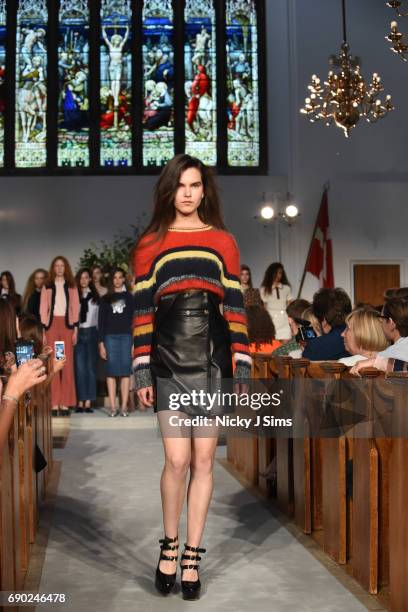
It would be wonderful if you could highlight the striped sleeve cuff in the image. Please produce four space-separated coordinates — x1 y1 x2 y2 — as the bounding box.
133 365 153 390
233 362 251 382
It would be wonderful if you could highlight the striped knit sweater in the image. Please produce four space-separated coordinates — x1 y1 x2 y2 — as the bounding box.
132 225 251 390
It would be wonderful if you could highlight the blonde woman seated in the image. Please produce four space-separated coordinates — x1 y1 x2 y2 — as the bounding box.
340 308 389 368
350 297 408 375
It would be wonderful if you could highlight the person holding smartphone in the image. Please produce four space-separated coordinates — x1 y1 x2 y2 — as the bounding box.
98 267 133 417
40 256 80 416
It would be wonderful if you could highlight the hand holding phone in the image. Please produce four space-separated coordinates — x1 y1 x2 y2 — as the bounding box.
15 341 35 368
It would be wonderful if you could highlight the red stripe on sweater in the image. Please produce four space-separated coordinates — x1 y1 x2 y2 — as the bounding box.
133 345 151 356
133 313 154 326
157 279 224 301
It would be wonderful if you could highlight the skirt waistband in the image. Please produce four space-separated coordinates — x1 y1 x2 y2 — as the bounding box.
158 290 219 311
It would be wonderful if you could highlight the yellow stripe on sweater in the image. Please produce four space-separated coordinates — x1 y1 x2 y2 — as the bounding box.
134 324 154 336
229 322 248 335
134 250 240 292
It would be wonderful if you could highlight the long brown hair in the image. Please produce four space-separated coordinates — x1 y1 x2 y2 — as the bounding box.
105 267 128 304
136 154 226 248
19 314 44 356
1 270 18 297
46 256 76 288
261 262 291 295
22 268 48 311
0 300 17 354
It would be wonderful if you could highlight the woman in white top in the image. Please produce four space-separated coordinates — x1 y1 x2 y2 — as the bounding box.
260 262 292 341
74 268 100 413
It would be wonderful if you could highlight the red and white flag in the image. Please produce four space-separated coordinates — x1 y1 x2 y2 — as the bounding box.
299 188 334 298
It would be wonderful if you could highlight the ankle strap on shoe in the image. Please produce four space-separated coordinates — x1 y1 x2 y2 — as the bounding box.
183 544 206 553
159 536 179 551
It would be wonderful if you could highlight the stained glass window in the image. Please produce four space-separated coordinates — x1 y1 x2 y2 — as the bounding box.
142 0 174 167
3 0 265 173
100 0 132 167
184 0 217 166
58 0 90 168
0 1 5 167
15 0 48 168
226 0 260 167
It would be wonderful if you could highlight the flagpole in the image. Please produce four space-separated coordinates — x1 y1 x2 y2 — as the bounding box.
296 184 330 298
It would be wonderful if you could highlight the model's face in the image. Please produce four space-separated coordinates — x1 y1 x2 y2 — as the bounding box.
274 268 283 283
113 272 125 289
34 271 46 289
1 275 8 289
342 321 360 355
92 268 102 284
80 272 91 289
174 167 204 218
54 259 65 277
240 269 250 286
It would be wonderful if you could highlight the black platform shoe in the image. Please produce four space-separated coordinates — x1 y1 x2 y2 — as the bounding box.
155 535 179 595
180 543 206 600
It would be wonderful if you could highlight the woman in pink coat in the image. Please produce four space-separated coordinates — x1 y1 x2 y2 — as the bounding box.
40 256 80 416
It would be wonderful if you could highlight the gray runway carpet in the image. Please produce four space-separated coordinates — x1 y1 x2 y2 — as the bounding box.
38 411 369 612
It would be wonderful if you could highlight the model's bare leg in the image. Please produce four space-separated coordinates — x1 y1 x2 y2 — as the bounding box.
183 423 219 580
157 411 191 574
120 376 130 413
106 377 116 414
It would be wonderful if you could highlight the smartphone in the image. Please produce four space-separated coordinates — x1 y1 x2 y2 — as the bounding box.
15 340 35 368
54 341 65 360
295 325 317 343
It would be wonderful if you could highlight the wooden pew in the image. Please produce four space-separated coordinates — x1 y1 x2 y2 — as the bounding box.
0 363 53 594
253 353 278 496
273 356 294 516
387 373 408 612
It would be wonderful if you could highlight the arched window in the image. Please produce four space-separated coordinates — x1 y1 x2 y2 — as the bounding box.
4 0 266 174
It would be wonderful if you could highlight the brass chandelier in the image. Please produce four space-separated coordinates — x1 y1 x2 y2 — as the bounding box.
386 2 408 60
386 1 408 17
300 0 394 137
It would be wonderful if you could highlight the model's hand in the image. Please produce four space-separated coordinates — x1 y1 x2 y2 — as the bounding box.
137 386 154 408
99 343 107 360
4 359 47 399
72 328 78 346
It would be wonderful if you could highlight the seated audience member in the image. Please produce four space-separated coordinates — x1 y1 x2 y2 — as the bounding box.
384 287 408 300
247 305 281 353
18 313 67 396
23 268 48 321
340 308 389 367
1 270 22 315
301 306 323 336
270 299 310 358
302 288 352 361
352 296 408 374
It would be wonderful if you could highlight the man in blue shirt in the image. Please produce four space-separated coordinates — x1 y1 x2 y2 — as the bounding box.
302 288 352 361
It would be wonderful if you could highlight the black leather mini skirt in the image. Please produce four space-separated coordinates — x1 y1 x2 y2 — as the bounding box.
150 290 233 416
